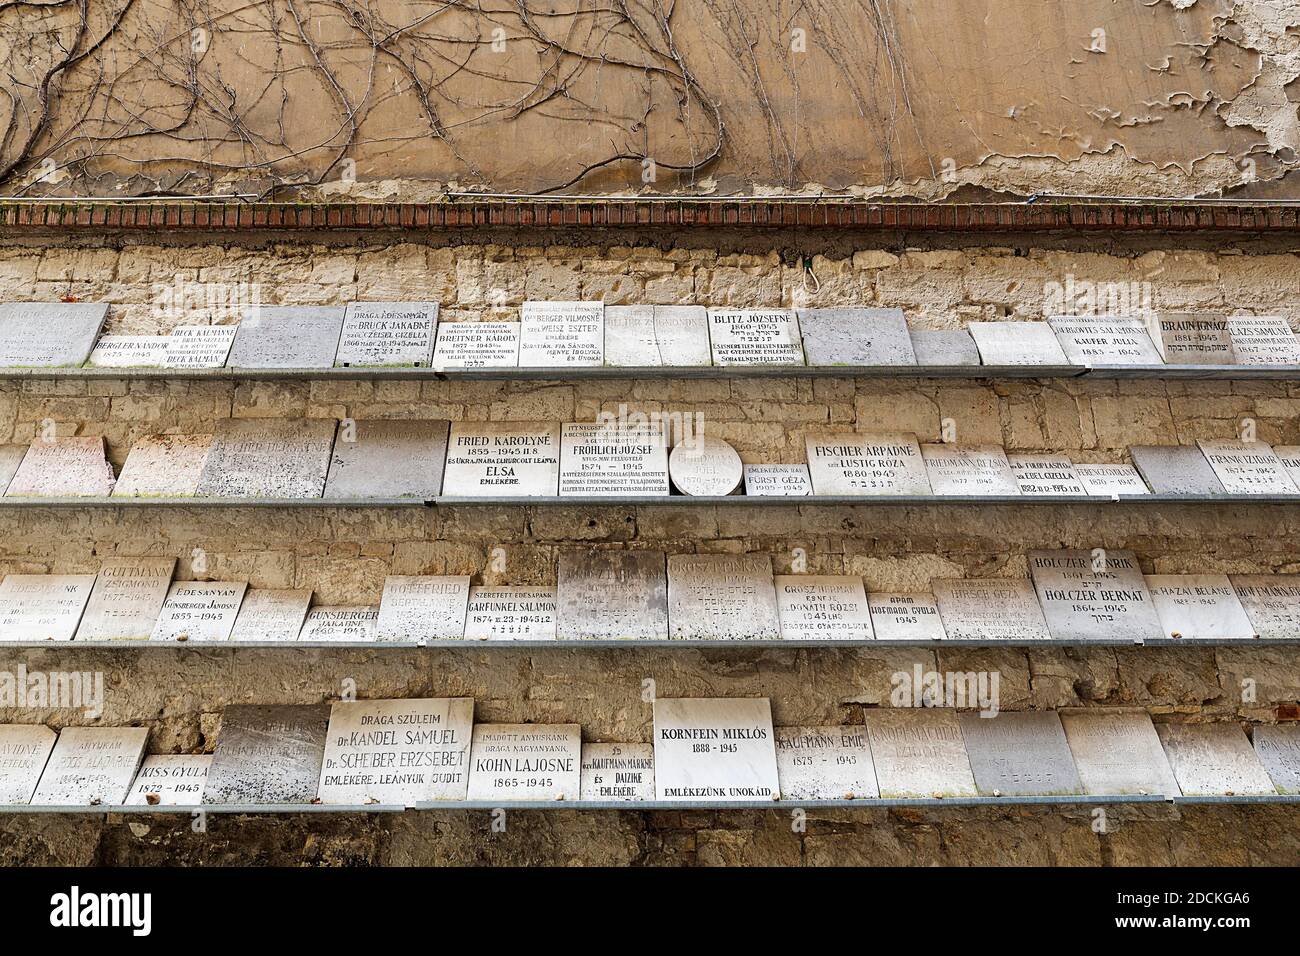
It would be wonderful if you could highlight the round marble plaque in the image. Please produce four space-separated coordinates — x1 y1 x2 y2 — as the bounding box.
669 436 743 496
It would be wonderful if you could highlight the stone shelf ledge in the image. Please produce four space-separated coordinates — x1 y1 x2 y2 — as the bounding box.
4 637 1295 649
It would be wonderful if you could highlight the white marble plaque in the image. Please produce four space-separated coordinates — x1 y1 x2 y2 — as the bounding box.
1129 445 1225 495
920 444 1020 496
1075 462 1151 497
806 432 931 496
323 419 450 500
432 322 521 369
76 557 176 641
653 698 779 802
1028 549 1163 643
518 301 603 367
149 581 247 642
0 724 57 804
442 421 560 497
1153 312 1235 364
0 574 96 642
87 335 170 368
774 725 879 799
1227 315 1300 365
227 306 345 369
1195 439 1297 495
466 723 582 801
375 575 471 642
464 586 557 641
1253 725 1300 793
580 743 655 801
932 578 1052 641
1156 723 1277 796
1274 446 1300 490
125 755 212 806
743 464 811 496
667 553 781 640
959 711 1084 796
1008 454 1088 496
864 709 978 798
603 305 711 366
0 444 28 495
798 307 917 366
968 321 1069 365
867 592 948 641
774 575 873 640
559 421 669 496
1230 574 1300 640
112 434 213 497
0 302 108 367
31 727 149 806
335 302 437 367
707 309 803 366
298 606 379 642
668 435 743 496
1145 574 1255 640
228 588 313 642
5 437 115 497
163 325 237 369
318 697 474 805
556 550 669 641
1060 709 1181 796
1047 314 1164 365
203 705 329 805
196 419 336 498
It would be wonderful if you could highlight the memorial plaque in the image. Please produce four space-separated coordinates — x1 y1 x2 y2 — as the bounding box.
1227 315 1300 365
31 727 149 806
112 434 213 497
1060 709 1181 795
865 709 977 798
579 743 655 802
203 704 329 805
298 606 379 642
442 421 560 497
5 437 115 497
667 553 781 640
774 725 879 799
375 575 471 642
323 420 450 500
1075 462 1151 497
0 444 26 495
1153 312 1235 364
707 309 803 366
0 574 96 642
1275 446 1300 489
1008 454 1088 496
1145 574 1255 640
227 588 313 642
195 418 336 498
76 557 176 641
806 432 931 496
743 464 811 496
603 305 711 367
556 550 669 640
517 301 603 367
464 586 557 641
1047 314 1164 365
867 592 948 641
1252 725 1300 793
1129 444 1225 495
774 575 873 640
797 307 917 366
227 306 346 369
653 698 779 802
1155 723 1276 796
0 724 57 804
162 325 237 369
149 581 247 642
0 302 108 367
932 578 1052 641
317 697 474 805
968 321 1069 365
958 711 1084 796
559 421 669 496
125 755 212 806
1230 574 1300 640
1195 439 1297 495
87 335 169 368
465 723 582 801
432 322 520 369
921 444 1020 496
335 301 437 367
1028 549 1163 643
668 435 743 496
909 328 980 366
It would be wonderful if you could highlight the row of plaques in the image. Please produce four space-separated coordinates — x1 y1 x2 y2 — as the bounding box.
1 549 1296 643
2 701 1297 807
4 301 1298 373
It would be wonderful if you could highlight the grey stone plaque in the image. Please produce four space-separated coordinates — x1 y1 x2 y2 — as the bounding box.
667 553 780 640
1156 722 1277 796
909 328 980 366
112 434 213 498
228 588 313 642
31 727 148 806
196 419 336 498
668 435 743 496
375 575 471 641
163 325 237 369
921 444 1020 496
149 581 247 642
0 574 96 642
603 305 711 366
0 444 27 494
1145 574 1255 640
298 606 379 642
806 432 931 495
1230 574 1300 640
203 704 330 805
932 578 1052 641
335 302 437 367
227 306 346 369
1028 549 1163 643
323 419 450 500
707 309 803 366
1227 315 1300 365
1253 725 1300 793
442 421 560 497
87 335 170 368
1195 439 1297 495
556 550 668 641
1153 312 1235 364
774 575 873 640
0 302 108 367
76 557 176 641
1059 709 1181 796
559 421 669 496
959 711 1084 796
653 698 779 802
1075 462 1151 497
126 755 212 806
743 464 811 496
464 586 557 641
1008 454 1088 496
466 723 582 801
1129 445 1225 495
0 724 57 804
318 697 474 805
774 725 879 799
5 437 116 497
867 592 948 641
432 322 520 369
797 307 917 366
1047 314 1164 365
969 321 1069 365
518 301 603 367
865 709 978 798
580 743 654 801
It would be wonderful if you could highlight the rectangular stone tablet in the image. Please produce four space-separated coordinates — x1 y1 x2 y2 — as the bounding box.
203 704 330 805
707 309 803 365
0 724 57 804
1145 574 1255 640
464 586 557 641
559 421 669 496
864 709 978 798
442 421 560 497
1227 315 1300 365
0 302 108 367
149 581 248 642
556 550 669 640
958 711 1084 796
968 321 1069 365
1047 314 1164 365
335 302 437 367
806 432 931 495
227 588 313 642
1153 312 1235 364
1129 445 1225 495
667 553 781 640
1252 725 1300 793
1195 439 1297 495
774 575 873 640
76 557 176 641
227 306 346 369
1075 462 1151 496
0 445 26 494
125 755 212 806
297 606 379 642
317 697 474 805
0 574 96 642
163 325 237 369
921 444 1020 496
195 418 336 498
932 578 1052 641
432 322 521 369
1059 709 1181 796
1275 446 1300 489
322 419 450 499
1008 453 1088 496
774 725 879 799
603 305 711 366
579 742 655 802
1229 574 1300 640
867 592 948 641
5 437 116 497
518 301 603 367
798 307 917 366
111 434 213 498
375 575 471 641
653 698 779 802
31 727 149 806
743 464 811 496
1028 549 1163 643
87 335 170 368
909 328 980 365
1156 723 1277 796
466 723 582 801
